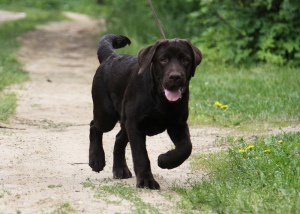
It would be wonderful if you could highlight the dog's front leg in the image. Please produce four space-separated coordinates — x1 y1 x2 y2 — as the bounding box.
158 123 192 169
126 122 160 190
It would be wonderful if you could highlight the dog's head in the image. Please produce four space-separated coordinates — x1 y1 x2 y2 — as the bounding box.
138 39 202 102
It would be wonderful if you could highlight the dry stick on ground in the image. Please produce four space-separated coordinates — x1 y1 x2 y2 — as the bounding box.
0 125 26 130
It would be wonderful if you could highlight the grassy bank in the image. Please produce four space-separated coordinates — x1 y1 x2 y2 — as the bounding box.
174 131 300 213
189 63 300 129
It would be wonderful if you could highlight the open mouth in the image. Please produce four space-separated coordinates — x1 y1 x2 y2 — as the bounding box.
163 87 183 102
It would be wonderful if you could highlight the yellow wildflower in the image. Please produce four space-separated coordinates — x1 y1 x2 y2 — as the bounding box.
246 145 254 150
264 149 271 152
256 157 258 159
239 150 246 153
278 140 283 143
221 105 228 109
215 101 222 107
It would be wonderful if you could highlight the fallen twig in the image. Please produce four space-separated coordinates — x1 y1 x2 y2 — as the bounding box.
68 163 88 165
0 125 26 130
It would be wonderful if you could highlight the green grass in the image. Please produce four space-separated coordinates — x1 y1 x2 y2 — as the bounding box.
0 93 17 122
95 183 161 214
48 184 63 189
81 177 96 189
51 202 75 214
0 184 12 198
189 63 300 128
173 131 300 214
81 179 162 213
99 0 201 44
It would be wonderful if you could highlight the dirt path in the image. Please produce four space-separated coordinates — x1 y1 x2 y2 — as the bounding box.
0 12 299 214
0 10 26 23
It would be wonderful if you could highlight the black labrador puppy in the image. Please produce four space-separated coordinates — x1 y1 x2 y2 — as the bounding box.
89 34 202 189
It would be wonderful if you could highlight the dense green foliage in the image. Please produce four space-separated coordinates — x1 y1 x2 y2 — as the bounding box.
103 0 300 66
174 132 300 213
190 0 300 65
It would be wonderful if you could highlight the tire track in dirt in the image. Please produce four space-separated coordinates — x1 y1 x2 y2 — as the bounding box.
1 12 299 214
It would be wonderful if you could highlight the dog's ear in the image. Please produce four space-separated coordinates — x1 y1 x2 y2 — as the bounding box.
184 40 202 78
138 40 167 75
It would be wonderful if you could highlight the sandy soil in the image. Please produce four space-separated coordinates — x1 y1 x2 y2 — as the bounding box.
0 11 299 214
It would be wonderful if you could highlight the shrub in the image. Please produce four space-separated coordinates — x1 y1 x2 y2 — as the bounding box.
189 0 300 66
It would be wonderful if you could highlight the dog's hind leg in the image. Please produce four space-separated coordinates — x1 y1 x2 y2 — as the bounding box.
90 75 119 172
89 120 106 172
89 109 119 172
89 112 118 172
113 127 132 179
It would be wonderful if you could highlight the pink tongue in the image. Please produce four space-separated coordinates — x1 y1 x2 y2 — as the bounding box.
164 89 181 101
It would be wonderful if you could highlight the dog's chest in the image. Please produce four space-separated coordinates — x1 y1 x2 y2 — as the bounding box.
138 114 171 136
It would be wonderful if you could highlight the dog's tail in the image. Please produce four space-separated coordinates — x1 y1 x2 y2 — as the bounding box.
97 34 131 63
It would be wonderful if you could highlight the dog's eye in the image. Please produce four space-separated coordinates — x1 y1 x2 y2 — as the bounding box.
160 57 168 64
182 58 190 64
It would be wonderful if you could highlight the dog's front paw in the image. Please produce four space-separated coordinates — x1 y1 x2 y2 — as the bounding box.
113 167 132 179
136 177 160 190
158 153 172 169
158 146 191 169
89 154 105 172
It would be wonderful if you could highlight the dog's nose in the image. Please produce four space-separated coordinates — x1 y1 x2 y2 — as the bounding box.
169 72 182 82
